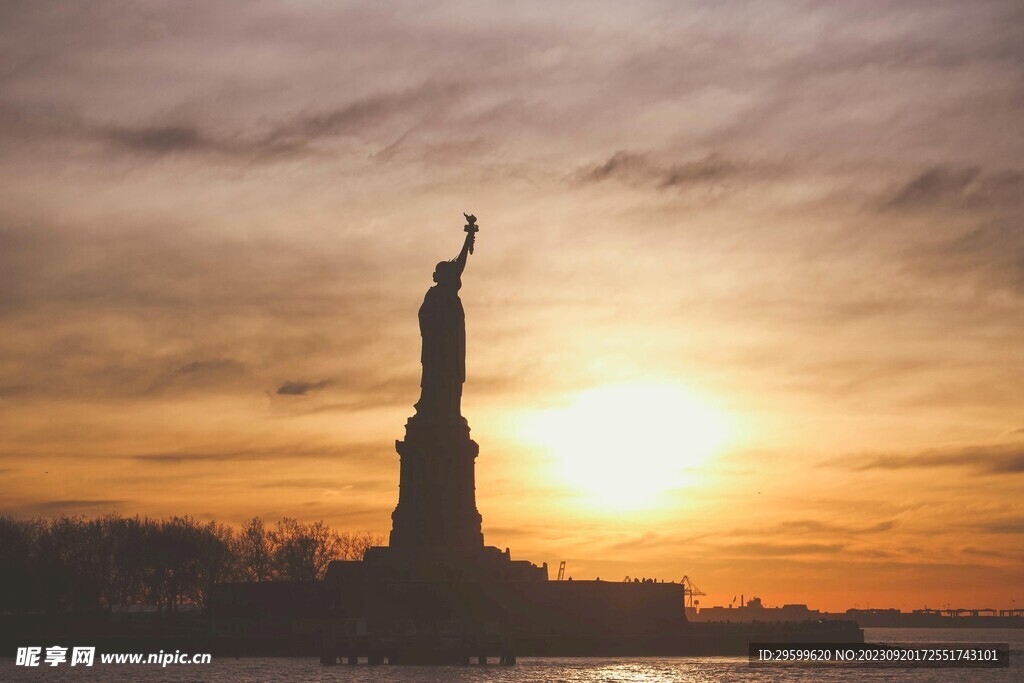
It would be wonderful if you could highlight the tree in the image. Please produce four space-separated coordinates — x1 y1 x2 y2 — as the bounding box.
105 515 149 608
337 530 385 561
235 517 273 582
45 515 109 612
0 516 40 614
191 520 237 607
269 518 343 581
0 513 386 612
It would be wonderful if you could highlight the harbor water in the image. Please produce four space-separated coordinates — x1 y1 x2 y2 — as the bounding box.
2 628 1020 681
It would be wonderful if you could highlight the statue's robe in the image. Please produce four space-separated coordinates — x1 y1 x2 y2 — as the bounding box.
416 282 465 418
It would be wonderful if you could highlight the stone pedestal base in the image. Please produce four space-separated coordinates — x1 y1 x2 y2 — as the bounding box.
388 414 484 552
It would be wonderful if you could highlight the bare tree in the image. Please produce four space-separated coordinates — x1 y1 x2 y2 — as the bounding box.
269 518 349 581
0 514 385 614
235 517 273 582
337 530 385 561
105 515 149 608
191 520 237 607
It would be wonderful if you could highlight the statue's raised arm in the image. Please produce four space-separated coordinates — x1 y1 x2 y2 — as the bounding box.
453 213 478 278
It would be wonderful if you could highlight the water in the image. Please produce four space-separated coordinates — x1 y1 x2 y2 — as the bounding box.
3 629 1020 681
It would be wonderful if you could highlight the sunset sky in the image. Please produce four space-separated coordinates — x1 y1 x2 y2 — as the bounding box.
1 1 1021 611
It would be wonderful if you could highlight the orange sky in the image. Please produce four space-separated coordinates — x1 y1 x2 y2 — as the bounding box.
1 1 1022 612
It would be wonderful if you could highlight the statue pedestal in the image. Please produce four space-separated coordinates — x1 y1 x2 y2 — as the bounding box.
388 414 484 552
328 411 545 583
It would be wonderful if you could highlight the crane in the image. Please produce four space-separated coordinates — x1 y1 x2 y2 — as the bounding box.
556 561 566 581
680 575 707 609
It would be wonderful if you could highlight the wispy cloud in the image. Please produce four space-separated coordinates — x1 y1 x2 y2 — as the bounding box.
576 151 763 190
881 166 1024 212
130 445 385 465
764 519 899 536
94 82 464 162
275 379 332 396
972 517 1024 534
829 443 1024 475
26 499 128 515
715 542 847 558
147 358 250 395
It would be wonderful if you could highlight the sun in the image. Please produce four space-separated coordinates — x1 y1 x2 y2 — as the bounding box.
523 382 731 511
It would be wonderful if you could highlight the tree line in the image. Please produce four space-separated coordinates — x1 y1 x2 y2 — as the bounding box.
0 515 383 615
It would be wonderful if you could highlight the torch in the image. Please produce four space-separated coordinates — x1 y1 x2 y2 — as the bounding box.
463 213 479 254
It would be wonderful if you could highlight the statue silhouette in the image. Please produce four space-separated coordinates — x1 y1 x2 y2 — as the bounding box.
414 218 477 421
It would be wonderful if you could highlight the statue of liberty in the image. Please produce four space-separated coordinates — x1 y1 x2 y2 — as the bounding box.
414 214 478 421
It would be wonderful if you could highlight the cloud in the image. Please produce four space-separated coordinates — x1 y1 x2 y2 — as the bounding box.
579 151 648 183
26 499 128 515
881 166 1024 212
882 166 981 210
766 519 898 536
147 358 250 395
832 443 1024 475
972 517 1024 534
0 207 411 404
255 477 391 493
959 545 1024 561
130 444 385 465
257 84 461 150
275 379 332 396
603 532 662 552
716 542 847 558
577 151 752 189
99 124 233 156
911 219 1024 294
93 82 463 162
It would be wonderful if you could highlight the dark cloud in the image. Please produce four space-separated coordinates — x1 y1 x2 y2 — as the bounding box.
882 166 981 210
147 358 250 395
93 82 463 161
27 499 128 514
882 166 1024 211
0 207 411 404
0 213 370 317
130 444 385 465
100 124 230 156
268 373 415 414
972 517 1024 534
660 156 741 188
716 542 846 557
275 379 332 396
852 548 898 560
258 83 461 151
911 220 1024 294
959 545 1023 561
580 151 648 183
255 477 391 493
833 443 1024 475
767 519 898 536
577 151 750 190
